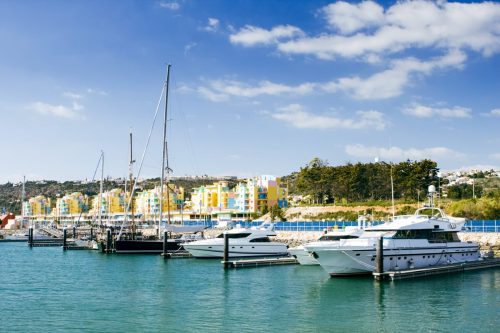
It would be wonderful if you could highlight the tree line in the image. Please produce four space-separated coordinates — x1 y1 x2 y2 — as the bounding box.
286 158 440 204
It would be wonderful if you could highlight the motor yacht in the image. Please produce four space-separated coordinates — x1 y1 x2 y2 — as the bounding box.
288 226 365 265
182 227 288 258
305 205 479 276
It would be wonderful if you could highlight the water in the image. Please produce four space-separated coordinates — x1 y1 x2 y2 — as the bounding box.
1 243 499 332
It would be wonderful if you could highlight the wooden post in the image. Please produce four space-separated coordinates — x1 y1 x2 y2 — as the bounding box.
73 226 77 239
375 236 384 276
63 228 67 251
163 230 169 256
223 232 229 269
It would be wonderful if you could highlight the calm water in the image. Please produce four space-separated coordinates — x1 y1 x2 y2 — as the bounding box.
1 243 499 333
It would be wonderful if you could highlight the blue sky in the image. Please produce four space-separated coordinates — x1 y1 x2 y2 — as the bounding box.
0 0 499 183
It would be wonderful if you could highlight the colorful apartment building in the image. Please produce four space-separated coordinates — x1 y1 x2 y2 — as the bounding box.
190 175 288 214
23 195 52 216
134 185 185 219
90 188 131 215
55 192 89 216
190 181 234 213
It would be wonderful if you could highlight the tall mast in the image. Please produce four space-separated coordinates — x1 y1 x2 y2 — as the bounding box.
98 151 104 226
129 129 136 238
390 164 395 220
21 175 26 228
159 64 171 239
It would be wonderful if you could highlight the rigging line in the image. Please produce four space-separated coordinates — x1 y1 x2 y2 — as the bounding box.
118 82 167 239
76 152 103 227
172 77 201 177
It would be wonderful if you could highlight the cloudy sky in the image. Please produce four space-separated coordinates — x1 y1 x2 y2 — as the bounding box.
0 0 499 183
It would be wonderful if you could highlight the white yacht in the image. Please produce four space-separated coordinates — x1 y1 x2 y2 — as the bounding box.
288 226 365 265
182 227 288 258
305 204 479 276
306 187 480 276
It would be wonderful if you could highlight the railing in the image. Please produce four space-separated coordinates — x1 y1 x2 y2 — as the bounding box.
198 220 500 233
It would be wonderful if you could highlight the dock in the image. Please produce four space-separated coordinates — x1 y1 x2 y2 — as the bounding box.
373 258 500 281
222 257 298 268
31 239 64 247
161 251 193 259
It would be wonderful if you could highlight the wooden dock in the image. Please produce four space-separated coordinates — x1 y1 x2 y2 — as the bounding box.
373 258 500 281
222 257 298 268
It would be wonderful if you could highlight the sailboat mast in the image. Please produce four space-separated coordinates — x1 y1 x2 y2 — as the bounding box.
98 151 104 226
159 64 171 239
21 175 26 228
390 164 395 220
129 129 135 238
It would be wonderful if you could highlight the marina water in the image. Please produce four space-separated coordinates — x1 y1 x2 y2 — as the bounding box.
1 242 498 332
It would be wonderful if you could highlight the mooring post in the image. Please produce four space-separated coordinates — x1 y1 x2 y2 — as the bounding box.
28 226 33 247
106 228 112 253
223 231 229 269
163 230 169 256
375 236 384 279
63 228 67 251
73 226 77 239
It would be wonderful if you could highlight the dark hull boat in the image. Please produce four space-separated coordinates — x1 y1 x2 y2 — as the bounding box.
114 239 184 254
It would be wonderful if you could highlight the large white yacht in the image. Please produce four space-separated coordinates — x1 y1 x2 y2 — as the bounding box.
288 226 365 265
182 227 288 258
305 190 480 276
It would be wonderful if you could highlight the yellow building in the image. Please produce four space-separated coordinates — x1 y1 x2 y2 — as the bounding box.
135 185 184 220
23 195 51 216
190 181 232 213
90 188 132 215
190 176 288 214
55 192 89 216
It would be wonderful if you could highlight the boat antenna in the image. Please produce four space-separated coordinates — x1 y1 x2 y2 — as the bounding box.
159 64 171 239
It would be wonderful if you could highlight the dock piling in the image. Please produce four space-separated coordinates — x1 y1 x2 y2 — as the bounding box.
223 232 229 269
63 228 67 251
73 226 76 239
105 228 112 253
163 231 168 256
28 226 33 247
375 236 384 280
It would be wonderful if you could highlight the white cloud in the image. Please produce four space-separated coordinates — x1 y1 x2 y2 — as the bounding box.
276 0 500 60
27 101 84 119
345 144 464 161
184 42 197 54
402 103 471 118
229 25 304 47
63 92 83 99
272 104 387 130
321 50 466 99
489 108 500 117
322 1 384 34
204 18 220 32
159 2 180 10
489 153 500 160
198 79 314 101
86 88 108 96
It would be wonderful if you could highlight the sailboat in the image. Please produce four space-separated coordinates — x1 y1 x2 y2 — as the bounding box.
114 65 204 254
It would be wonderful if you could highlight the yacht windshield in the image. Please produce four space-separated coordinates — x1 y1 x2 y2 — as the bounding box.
216 233 252 239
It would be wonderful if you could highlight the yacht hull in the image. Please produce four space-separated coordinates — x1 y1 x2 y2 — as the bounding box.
114 239 183 254
313 244 480 276
183 243 288 258
288 246 319 265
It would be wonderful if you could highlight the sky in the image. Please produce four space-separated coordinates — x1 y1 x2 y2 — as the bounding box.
0 0 499 183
